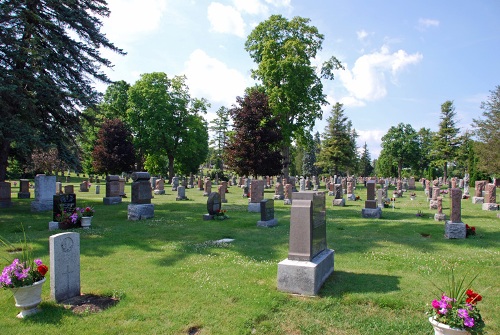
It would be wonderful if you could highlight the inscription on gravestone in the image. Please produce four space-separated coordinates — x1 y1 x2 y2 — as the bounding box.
53 193 76 221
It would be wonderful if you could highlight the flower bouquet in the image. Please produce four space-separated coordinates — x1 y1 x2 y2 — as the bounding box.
465 224 476 237
55 206 81 229
214 209 229 220
80 206 95 217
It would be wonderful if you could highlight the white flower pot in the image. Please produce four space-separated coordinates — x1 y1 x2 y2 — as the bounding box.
81 216 93 229
429 317 470 335
10 277 46 318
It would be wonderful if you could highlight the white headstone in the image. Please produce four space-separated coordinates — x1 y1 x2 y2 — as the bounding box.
49 232 80 302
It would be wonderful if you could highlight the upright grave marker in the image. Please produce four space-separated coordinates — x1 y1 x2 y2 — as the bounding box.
17 179 31 199
332 184 345 206
257 199 278 227
248 180 265 212
445 188 466 239
103 175 122 205
0 181 12 207
31 174 56 211
203 192 221 220
472 180 487 204
482 183 498 211
434 197 446 221
50 232 80 302
128 172 154 220
362 180 381 218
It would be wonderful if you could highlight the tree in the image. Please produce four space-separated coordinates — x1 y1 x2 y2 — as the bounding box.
209 106 231 171
316 103 358 176
359 142 374 177
101 80 131 121
432 101 461 182
224 88 283 178
302 134 317 177
92 119 135 175
0 1 124 181
380 123 420 179
472 86 500 176
127 73 209 180
416 127 434 176
245 15 343 178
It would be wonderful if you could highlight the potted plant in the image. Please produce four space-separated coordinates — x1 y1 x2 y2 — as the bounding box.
428 270 485 335
79 206 94 229
55 206 81 229
0 231 49 318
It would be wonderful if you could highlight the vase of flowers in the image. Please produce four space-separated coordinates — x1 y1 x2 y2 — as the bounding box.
79 206 94 229
1 232 49 318
55 206 81 229
428 270 485 335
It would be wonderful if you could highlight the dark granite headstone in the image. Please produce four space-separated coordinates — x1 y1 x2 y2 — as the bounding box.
207 192 221 215
53 193 76 221
260 199 275 221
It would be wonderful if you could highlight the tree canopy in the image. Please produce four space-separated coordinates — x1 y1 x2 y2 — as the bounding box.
379 123 420 179
0 0 124 181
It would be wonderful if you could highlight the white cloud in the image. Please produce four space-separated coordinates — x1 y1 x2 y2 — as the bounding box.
338 45 423 101
207 2 246 37
183 49 249 107
417 18 440 31
357 29 369 41
264 0 292 9
357 129 386 158
233 0 268 15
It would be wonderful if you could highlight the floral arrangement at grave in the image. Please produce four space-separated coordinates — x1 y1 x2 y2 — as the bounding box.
416 210 423 217
80 206 95 217
355 195 360 201
55 205 81 228
214 209 229 220
428 269 485 335
465 224 476 237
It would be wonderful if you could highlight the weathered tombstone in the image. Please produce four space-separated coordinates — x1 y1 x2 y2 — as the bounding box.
79 180 89 192
171 176 179 191
346 181 355 201
56 182 63 195
31 174 56 211
362 180 381 218
257 199 278 227
248 180 265 212
128 172 154 220
376 189 384 209
284 183 293 205
188 174 195 189
408 177 416 190
103 175 122 205
218 182 227 203
64 185 74 194
299 178 306 191
434 197 446 221
118 177 126 198
0 182 12 207
150 176 158 190
445 188 466 239
198 178 203 191
203 178 212 197
277 191 334 295
482 184 498 210
203 192 221 220
18 179 31 199
154 178 165 195
472 180 487 204
274 182 284 200
332 184 345 206
176 185 188 201
429 187 440 209
50 232 80 302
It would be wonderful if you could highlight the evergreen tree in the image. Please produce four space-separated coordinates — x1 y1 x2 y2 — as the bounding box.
359 142 374 177
0 0 124 181
416 127 434 176
302 134 317 177
209 106 231 172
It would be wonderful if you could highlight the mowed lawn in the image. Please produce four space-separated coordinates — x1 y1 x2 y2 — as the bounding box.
1 178 499 335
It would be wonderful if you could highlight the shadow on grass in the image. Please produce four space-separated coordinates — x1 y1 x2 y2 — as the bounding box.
320 270 400 297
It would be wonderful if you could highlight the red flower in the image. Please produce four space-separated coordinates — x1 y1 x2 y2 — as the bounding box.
37 264 48 276
466 289 482 304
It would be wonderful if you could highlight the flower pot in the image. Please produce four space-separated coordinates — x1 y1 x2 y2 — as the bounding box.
429 317 470 335
58 220 74 230
10 277 46 318
81 216 93 229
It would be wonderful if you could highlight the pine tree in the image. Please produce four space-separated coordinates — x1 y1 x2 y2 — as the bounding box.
359 142 374 177
209 106 231 172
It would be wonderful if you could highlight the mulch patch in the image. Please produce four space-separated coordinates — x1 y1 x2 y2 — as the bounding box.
61 294 119 314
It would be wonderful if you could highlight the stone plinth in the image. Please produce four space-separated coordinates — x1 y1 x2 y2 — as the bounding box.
103 196 122 205
472 197 484 204
445 222 466 239
482 203 498 211
362 207 382 219
127 204 154 220
434 213 446 221
332 198 345 206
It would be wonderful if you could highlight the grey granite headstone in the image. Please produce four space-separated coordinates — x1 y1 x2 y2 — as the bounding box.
50 232 80 302
176 185 187 200
128 172 154 220
31 175 56 211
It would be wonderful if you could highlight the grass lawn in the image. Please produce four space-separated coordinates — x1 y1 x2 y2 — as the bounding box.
1 178 499 335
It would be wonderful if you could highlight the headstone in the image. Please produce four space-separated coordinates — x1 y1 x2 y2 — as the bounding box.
203 192 221 220
203 179 212 197
248 180 265 212
362 180 381 218
274 182 284 200
128 172 154 220
188 174 194 188
55 182 62 195
376 189 384 208
332 184 345 206
284 183 293 205
50 232 80 302
346 181 355 201
17 179 31 199
150 177 158 190
429 187 440 209
277 191 334 295
0 182 13 207
408 177 416 190
257 199 278 227
299 178 306 191
64 185 74 194
154 178 165 195
434 196 446 221
445 188 466 239
31 174 56 211
52 193 77 221
218 182 227 203
103 175 122 205
198 178 203 191
79 180 89 192
482 183 498 210
119 177 126 198
472 180 487 204
171 176 179 191
176 185 188 201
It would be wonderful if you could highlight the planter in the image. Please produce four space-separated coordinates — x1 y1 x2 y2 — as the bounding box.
81 216 93 229
10 277 46 318
429 317 470 335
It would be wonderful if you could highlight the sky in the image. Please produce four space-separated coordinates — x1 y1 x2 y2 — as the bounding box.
97 0 500 159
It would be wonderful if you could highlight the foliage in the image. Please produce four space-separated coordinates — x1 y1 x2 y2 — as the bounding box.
429 270 485 335
92 119 135 175
127 73 209 180
380 123 420 179
472 85 500 176
81 206 95 218
416 127 434 177
101 80 131 121
213 209 229 220
209 106 231 171
301 133 318 177
224 88 283 178
245 15 343 177
359 142 374 177
0 0 124 182
30 147 67 175
316 103 358 176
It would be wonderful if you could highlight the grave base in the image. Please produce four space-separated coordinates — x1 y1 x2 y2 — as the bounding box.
273 195 284 200
328 191 335 196
248 202 261 212
203 214 214 221
482 203 498 211
284 199 292 205
277 249 334 296
361 207 382 219
434 213 446 221
472 197 484 204
429 200 438 210
347 194 356 201
153 190 165 195
127 204 154 220
221 199 228 203
103 197 122 205
175 196 188 201
30 200 52 212
18 192 30 199
48 221 59 231
257 218 278 227
332 199 345 206
445 221 466 239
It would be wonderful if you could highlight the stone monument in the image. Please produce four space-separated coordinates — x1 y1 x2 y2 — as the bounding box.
50 232 80 302
445 188 466 239
31 174 56 211
434 196 446 221
203 192 221 220
362 180 381 218
103 175 122 205
482 183 498 210
257 199 278 227
248 180 265 212
332 184 345 206
17 179 31 199
127 172 154 220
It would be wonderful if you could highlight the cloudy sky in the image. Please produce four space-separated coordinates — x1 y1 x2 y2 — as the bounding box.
98 0 500 158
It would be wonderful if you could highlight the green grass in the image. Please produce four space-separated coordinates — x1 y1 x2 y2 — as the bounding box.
1 178 499 335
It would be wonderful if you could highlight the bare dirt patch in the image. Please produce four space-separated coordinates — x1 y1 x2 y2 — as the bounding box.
62 294 119 314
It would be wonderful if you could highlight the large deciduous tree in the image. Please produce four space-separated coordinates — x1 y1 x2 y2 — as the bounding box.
380 123 420 179
245 15 343 178
127 73 209 180
224 88 283 178
0 0 124 181
432 100 461 182
472 86 500 176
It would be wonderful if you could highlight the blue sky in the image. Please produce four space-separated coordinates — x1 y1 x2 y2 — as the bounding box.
98 0 500 159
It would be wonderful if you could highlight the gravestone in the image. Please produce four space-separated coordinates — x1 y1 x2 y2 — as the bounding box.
203 192 221 220
299 178 306 191
56 182 63 195
248 180 265 212
119 177 126 198
128 172 154 220
274 182 284 200
188 174 195 189
472 180 487 204
218 182 227 203
376 189 384 208
0 182 12 207
150 177 158 190
408 177 416 190
434 197 446 221
203 179 212 197
346 181 356 201
445 188 466 239
429 187 440 209
332 184 345 206
95 185 100 194
284 183 293 205
482 183 498 211
257 199 278 227
277 191 334 295
50 232 80 302
79 180 89 192
154 178 165 195
171 176 179 191
362 180 381 218
64 185 74 194
31 174 56 212
52 193 77 221
103 175 122 205
176 186 188 201
18 179 31 199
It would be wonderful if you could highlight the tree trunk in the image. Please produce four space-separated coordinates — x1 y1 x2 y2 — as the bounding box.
0 139 10 182
398 161 402 180
282 145 290 179
168 154 175 183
